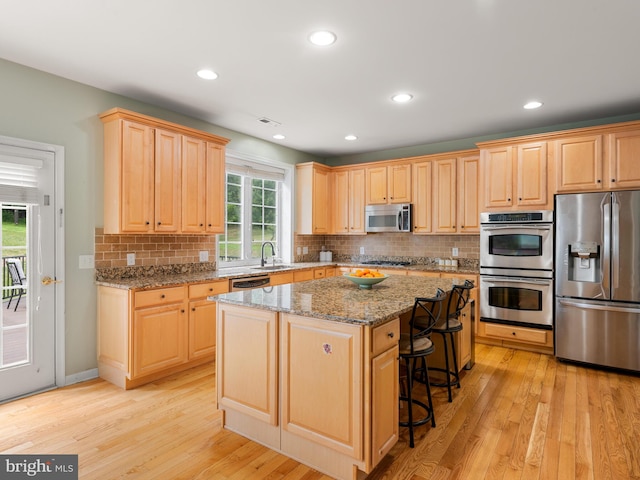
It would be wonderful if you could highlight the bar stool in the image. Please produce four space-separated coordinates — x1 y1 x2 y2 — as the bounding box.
428 279 473 402
399 289 445 448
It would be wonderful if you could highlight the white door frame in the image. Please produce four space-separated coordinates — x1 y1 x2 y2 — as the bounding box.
0 134 65 389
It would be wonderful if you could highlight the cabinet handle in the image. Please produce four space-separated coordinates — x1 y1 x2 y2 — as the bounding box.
181 309 185 313
519 197 522 201
209 288 213 291
387 332 395 338
192 307 196 312
597 179 601 183
200 223 204 227
208 224 212 227
507 198 511 202
157 221 162 225
145 221 150 225
612 179 616 182
512 331 516 336
160 294 165 298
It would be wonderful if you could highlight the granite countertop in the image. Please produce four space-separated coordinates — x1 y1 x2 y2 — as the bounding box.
209 274 467 327
95 261 478 290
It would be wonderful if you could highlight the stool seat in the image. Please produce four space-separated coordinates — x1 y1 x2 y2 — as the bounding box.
432 318 462 332
399 333 433 355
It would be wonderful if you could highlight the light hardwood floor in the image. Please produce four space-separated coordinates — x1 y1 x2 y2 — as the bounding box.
1 343 639 479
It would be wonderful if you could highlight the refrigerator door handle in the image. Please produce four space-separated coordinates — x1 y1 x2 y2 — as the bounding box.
601 193 611 299
558 299 640 315
611 192 620 291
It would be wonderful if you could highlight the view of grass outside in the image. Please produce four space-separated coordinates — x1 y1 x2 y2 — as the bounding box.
2 205 27 299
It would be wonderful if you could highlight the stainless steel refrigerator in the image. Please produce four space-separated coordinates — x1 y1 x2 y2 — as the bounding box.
555 190 640 372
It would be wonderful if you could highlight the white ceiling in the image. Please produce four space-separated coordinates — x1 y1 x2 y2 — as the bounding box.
2 1 640 158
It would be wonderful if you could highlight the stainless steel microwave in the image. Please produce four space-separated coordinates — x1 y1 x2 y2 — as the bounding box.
365 204 412 233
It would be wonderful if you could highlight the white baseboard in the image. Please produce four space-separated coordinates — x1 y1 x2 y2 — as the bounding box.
64 368 98 386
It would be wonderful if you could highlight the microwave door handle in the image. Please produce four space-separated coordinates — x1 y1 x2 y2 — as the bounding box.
398 211 402 231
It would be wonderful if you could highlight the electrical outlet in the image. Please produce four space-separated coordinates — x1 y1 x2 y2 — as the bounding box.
199 251 209 262
296 246 302 255
360 246 365 255
303 246 309 254
452 247 459 257
127 253 136 266
79 254 94 269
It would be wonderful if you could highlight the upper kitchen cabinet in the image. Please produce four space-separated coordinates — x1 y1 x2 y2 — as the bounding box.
554 134 604 192
606 128 640 190
365 163 411 205
479 140 551 210
412 151 479 234
296 162 332 235
100 108 230 235
333 167 366 234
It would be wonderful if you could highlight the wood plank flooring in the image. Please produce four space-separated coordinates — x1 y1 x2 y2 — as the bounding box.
1 343 639 479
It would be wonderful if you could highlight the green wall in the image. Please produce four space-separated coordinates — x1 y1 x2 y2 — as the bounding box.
0 58 318 377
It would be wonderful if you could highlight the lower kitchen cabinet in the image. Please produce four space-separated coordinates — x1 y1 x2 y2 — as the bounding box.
97 279 228 390
428 300 473 375
477 321 553 353
216 303 400 480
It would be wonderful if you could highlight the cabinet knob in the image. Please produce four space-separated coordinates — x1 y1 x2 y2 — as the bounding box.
160 294 165 298
519 197 522 201
209 288 214 291
597 179 601 183
157 221 162 225
512 331 516 336
192 307 196 312
507 198 511 202
145 221 150 225
208 224 212 227
612 178 616 182
200 223 204 227
387 332 395 338
181 309 185 313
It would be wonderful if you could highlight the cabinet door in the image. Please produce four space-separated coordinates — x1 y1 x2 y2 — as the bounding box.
333 170 350 234
432 158 457 233
608 129 640 189
312 167 331 234
188 299 216 360
119 120 154 233
555 135 604 192
366 166 388 204
181 136 206 233
412 161 432 234
154 129 181 232
388 164 411 203
205 143 226 233
349 168 366 233
217 304 278 425
281 313 363 458
458 302 472 368
132 303 187 378
371 345 399 466
457 154 479 233
516 142 548 207
482 146 513 208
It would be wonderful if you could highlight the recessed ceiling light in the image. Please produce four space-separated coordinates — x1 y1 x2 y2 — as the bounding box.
391 93 413 103
197 69 218 80
345 135 358 141
309 31 337 46
273 134 285 140
524 101 543 109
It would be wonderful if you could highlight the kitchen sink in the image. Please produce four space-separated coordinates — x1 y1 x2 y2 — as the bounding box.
251 265 292 271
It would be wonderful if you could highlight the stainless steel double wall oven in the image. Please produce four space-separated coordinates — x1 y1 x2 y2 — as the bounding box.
480 211 554 330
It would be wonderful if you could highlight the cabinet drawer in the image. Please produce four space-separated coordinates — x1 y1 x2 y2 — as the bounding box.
189 281 228 299
314 268 326 279
293 270 314 282
134 286 186 309
483 322 550 345
372 318 400 356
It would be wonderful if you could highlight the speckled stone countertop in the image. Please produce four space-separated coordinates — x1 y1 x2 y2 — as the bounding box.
210 274 467 327
95 261 478 290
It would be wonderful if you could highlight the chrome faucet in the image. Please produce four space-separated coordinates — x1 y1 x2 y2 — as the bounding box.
261 241 276 267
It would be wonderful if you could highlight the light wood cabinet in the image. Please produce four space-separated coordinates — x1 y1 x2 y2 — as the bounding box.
366 163 411 205
428 300 472 374
457 154 480 233
98 279 227 390
217 303 400 478
296 162 332 234
477 321 553 353
412 160 433 233
554 134 604 192
269 271 294 286
205 143 226 233
607 129 640 189
480 141 550 210
100 108 229 235
432 157 457 233
334 168 366 234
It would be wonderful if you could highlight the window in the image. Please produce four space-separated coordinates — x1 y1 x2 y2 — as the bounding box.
218 153 292 267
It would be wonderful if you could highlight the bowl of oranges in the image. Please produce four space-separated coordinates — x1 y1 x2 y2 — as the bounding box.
343 269 389 289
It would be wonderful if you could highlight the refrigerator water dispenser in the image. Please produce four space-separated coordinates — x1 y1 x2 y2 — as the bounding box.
567 242 600 283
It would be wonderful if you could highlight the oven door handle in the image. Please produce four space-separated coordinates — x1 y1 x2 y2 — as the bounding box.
482 276 551 285
481 225 552 232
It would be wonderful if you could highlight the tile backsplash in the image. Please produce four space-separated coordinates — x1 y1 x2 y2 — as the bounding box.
94 228 216 269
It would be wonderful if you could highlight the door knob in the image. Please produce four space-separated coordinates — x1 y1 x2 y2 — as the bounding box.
41 276 63 286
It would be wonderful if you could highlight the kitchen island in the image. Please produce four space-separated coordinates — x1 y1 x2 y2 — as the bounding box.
210 274 465 480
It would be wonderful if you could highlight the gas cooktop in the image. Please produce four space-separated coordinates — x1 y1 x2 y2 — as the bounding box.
360 261 410 267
